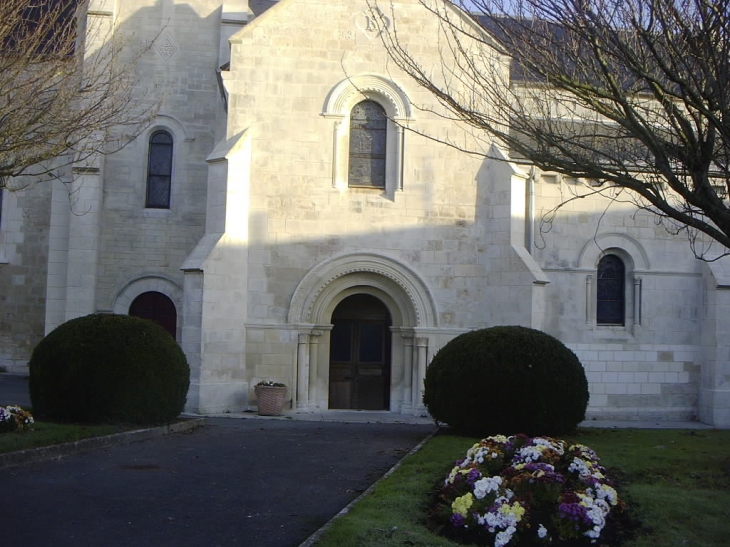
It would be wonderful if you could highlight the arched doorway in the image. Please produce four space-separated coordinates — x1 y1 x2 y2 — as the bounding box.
329 294 391 410
129 291 177 339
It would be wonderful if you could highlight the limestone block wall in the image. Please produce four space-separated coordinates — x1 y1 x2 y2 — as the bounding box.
572 344 699 421
94 1 226 315
209 0 553 412
181 128 253 414
225 0 538 338
245 325 298 397
532 175 706 420
700 262 730 427
0 183 52 373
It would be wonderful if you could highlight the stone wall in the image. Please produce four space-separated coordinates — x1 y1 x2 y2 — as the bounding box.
225 0 537 333
572 343 699 421
94 1 226 316
0 183 52 373
531 174 706 420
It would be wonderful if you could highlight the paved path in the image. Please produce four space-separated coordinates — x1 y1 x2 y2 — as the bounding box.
0 373 715 547
0 417 435 547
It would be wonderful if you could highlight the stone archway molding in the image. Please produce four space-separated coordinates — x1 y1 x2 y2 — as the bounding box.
112 274 183 316
578 233 650 271
322 74 412 121
288 252 438 327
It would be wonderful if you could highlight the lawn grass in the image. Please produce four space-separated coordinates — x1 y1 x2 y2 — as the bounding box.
0 421 134 455
312 428 730 547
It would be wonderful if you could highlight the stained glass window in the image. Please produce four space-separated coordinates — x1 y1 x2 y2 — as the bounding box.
348 101 386 188
597 254 625 325
146 131 173 208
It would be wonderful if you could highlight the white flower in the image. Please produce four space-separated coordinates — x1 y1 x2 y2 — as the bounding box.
473 476 503 499
474 447 490 464
568 457 591 477
596 484 618 505
537 524 548 539
516 446 542 463
532 437 566 455
495 525 517 547
585 525 602 539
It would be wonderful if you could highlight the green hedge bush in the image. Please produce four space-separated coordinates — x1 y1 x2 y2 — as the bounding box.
423 326 589 436
29 314 190 424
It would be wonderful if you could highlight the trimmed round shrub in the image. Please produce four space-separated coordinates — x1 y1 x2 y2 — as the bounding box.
29 314 190 424
423 326 588 436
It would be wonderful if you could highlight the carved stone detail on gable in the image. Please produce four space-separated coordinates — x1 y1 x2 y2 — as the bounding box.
354 8 390 39
156 32 178 61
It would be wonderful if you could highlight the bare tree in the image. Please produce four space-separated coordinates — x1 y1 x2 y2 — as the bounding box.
372 0 730 257
0 0 155 190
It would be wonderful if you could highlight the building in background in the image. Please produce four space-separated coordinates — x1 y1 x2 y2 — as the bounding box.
1 0 728 426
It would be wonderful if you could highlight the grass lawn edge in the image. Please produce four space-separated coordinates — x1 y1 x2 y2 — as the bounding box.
0 417 206 470
306 427 730 547
298 426 440 547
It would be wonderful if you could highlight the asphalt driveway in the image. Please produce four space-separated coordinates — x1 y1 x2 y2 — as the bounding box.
0 417 436 547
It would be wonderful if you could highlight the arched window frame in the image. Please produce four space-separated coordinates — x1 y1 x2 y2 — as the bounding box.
588 248 640 331
322 75 413 199
112 275 183 340
146 130 173 209
578 237 647 333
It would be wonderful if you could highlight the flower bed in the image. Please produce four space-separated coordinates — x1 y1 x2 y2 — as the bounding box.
431 435 624 546
0 405 34 433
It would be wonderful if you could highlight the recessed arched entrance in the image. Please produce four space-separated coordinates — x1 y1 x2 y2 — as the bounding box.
129 291 177 338
329 294 392 410
288 252 439 415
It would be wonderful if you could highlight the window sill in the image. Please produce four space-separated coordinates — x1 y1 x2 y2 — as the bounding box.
143 208 172 218
592 324 636 341
347 185 386 191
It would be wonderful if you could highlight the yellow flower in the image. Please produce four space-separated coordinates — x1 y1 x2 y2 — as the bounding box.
498 502 526 520
446 467 459 484
452 493 474 517
488 435 510 443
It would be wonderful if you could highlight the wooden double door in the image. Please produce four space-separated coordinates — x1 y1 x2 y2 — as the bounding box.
328 294 391 410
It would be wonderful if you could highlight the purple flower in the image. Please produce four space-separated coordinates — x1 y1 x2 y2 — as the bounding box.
451 513 466 527
466 468 481 484
559 502 591 525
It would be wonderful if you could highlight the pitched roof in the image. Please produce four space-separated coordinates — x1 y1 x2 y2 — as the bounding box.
248 0 278 18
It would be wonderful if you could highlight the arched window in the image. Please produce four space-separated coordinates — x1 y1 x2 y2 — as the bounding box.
348 100 387 188
597 254 625 325
129 291 177 338
146 131 173 208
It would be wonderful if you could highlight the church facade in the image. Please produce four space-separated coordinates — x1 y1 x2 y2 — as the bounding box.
1 0 728 426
